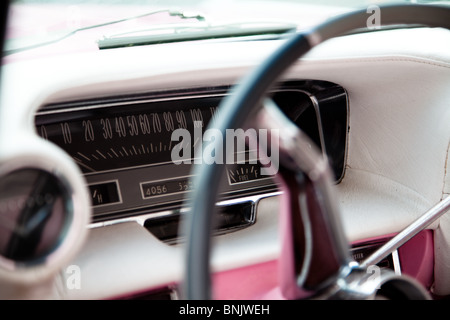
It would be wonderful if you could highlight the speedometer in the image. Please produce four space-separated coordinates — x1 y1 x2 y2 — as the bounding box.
36 95 222 174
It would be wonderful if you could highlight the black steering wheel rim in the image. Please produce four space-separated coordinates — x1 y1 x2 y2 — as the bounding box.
182 4 450 300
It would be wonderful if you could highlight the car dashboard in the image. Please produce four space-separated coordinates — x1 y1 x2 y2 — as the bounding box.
0 24 450 300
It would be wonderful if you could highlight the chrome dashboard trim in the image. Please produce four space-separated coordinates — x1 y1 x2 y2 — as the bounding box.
88 190 282 229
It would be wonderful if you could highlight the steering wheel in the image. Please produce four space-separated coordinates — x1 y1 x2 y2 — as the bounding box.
183 4 450 300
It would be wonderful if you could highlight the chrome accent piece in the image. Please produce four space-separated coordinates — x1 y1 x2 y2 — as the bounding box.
169 285 180 300
88 210 174 229
88 181 278 222
361 195 450 268
309 94 328 160
392 250 402 276
89 191 281 230
215 190 282 207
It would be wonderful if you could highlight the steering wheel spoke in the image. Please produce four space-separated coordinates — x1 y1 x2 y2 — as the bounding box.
253 100 353 299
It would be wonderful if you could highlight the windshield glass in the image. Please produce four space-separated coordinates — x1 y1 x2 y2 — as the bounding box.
3 0 434 59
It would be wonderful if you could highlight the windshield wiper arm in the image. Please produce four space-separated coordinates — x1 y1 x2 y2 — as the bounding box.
5 9 206 55
97 22 297 50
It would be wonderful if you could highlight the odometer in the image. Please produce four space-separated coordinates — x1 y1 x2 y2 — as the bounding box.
141 176 194 199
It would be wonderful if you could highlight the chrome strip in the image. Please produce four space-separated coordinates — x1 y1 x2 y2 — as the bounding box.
215 190 282 207
87 181 278 220
391 250 402 275
88 190 282 229
309 94 328 160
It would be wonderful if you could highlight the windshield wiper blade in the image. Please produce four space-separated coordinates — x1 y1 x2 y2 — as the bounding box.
5 9 206 55
97 22 297 50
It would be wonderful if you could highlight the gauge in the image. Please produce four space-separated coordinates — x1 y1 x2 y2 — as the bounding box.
227 163 272 185
35 96 222 174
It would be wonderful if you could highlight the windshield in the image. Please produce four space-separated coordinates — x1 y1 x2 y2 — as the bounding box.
4 0 440 59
